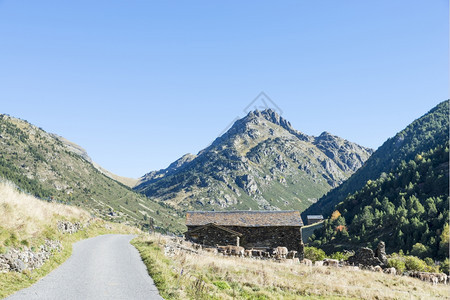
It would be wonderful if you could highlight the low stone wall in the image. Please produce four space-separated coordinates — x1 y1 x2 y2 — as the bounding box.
0 240 62 273
57 221 82 234
1 220 88 273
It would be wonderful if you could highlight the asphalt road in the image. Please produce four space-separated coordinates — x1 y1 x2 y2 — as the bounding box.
7 234 163 300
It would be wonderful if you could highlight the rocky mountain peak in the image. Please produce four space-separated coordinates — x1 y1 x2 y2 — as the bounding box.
244 109 291 130
135 109 374 212
210 109 312 148
318 131 332 138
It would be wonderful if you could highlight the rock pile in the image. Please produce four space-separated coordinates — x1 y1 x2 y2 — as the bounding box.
57 221 82 234
347 247 383 267
0 240 62 273
164 239 200 257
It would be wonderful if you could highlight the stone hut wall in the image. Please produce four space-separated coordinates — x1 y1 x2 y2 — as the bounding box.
186 226 239 246
186 226 302 253
307 219 322 225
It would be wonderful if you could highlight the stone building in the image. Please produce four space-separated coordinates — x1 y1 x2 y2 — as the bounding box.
184 210 304 254
306 215 323 225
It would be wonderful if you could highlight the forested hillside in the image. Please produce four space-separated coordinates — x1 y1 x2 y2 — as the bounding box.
302 100 449 220
310 142 449 260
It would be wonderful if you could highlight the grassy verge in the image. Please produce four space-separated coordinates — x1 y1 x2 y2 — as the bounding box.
132 234 450 300
0 220 138 299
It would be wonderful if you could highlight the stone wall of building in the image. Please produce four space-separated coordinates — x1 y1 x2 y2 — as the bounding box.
186 226 303 253
186 226 239 247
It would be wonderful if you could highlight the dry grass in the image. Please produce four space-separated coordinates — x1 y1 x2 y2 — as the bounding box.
133 234 450 300
0 181 90 247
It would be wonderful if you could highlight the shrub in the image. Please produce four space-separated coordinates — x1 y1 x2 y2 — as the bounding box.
213 281 231 290
388 253 438 273
4 233 18 247
9 233 17 243
331 251 352 261
304 246 326 262
423 257 434 266
42 225 57 240
387 257 406 274
404 256 428 272
440 258 449 275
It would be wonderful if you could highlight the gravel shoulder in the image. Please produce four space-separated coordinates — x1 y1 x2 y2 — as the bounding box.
6 234 163 300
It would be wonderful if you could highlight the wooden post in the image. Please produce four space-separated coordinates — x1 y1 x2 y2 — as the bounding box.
236 236 240 247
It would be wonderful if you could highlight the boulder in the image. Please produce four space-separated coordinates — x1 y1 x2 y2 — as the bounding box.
11 259 26 272
347 247 383 267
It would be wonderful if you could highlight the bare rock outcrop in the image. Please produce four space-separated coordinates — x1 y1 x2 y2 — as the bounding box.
375 241 388 265
347 247 383 267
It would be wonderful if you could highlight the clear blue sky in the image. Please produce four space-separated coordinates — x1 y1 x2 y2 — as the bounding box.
0 1 448 178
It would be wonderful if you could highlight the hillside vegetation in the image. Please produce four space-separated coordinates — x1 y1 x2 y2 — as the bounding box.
0 114 184 233
0 180 89 251
309 143 449 262
136 109 372 214
132 234 449 300
303 100 449 219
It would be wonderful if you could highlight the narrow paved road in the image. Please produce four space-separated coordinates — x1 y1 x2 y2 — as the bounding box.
7 234 163 300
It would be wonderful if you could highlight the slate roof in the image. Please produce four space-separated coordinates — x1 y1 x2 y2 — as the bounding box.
186 211 303 227
307 215 324 220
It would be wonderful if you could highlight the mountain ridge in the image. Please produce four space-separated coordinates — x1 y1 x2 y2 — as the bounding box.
50 133 140 188
302 100 449 220
135 109 373 213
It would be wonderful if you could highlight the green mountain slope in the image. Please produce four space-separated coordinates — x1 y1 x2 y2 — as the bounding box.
135 109 373 213
310 142 449 260
50 133 140 188
302 100 449 220
0 114 184 233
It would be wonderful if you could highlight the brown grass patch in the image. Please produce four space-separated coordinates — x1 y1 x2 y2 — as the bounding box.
0 181 90 246
133 234 450 300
